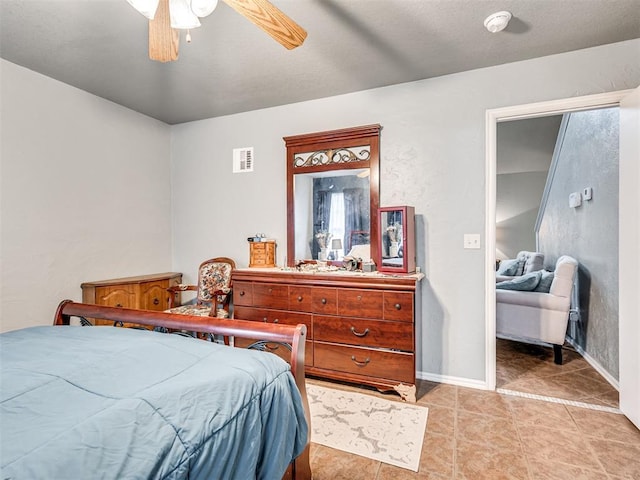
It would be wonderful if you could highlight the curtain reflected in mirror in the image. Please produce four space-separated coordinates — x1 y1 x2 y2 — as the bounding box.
295 169 370 262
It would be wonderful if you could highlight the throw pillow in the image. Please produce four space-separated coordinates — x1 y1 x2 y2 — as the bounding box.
496 258 519 276
534 270 554 293
496 271 542 291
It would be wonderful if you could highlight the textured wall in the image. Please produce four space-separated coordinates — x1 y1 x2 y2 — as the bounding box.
1 60 173 332
538 108 620 378
496 116 562 259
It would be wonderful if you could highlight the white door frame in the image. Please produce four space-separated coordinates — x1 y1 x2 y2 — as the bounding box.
485 90 634 391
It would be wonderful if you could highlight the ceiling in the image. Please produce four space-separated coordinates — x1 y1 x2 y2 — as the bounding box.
1 0 639 125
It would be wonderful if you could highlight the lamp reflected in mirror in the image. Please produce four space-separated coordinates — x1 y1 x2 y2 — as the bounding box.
331 238 343 261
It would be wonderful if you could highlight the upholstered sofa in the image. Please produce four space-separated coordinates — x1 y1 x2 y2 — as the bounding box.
496 255 578 364
496 251 545 283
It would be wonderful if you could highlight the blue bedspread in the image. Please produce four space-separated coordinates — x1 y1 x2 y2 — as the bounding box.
0 326 308 479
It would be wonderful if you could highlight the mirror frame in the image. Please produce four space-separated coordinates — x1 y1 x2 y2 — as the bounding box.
284 124 381 267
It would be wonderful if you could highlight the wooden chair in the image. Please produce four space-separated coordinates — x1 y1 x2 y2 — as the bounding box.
166 257 236 318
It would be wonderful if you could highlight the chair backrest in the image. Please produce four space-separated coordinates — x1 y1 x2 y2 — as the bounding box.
197 257 236 303
549 255 578 298
516 251 545 275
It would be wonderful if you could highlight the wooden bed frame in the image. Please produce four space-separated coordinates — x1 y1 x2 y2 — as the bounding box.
54 300 312 480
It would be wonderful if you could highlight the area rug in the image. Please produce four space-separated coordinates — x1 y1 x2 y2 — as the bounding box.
307 383 429 472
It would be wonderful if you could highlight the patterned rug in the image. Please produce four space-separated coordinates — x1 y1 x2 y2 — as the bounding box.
307 383 429 472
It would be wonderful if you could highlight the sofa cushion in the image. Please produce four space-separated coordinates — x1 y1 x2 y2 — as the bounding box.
496 258 520 276
534 270 554 293
496 271 541 291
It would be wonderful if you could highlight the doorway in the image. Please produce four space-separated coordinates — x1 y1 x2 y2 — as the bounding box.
484 89 640 427
495 109 619 408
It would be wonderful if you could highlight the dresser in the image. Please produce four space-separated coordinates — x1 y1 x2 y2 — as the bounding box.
232 268 422 393
81 272 182 326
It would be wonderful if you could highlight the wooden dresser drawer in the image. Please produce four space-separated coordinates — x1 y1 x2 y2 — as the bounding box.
235 337 314 367
234 306 312 336
289 286 313 312
314 343 414 384
253 283 289 309
383 291 414 322
312 287 337 314
337 289 383 318
314 316 412 351
233 281 253 306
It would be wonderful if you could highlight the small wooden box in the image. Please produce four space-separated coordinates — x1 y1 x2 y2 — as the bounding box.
249 241 276 268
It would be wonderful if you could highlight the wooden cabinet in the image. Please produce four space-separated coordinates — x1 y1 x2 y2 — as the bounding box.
249 241 276 268
232 268 422 393
81 272 182 326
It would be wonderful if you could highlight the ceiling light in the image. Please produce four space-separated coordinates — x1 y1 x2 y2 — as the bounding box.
126 0 159 19
127 0 219 29
484 11 512 33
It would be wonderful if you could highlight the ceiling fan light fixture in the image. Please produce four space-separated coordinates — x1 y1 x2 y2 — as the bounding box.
169 0 201 29
484 11 512 33
190 0 218 18
127 0 160 19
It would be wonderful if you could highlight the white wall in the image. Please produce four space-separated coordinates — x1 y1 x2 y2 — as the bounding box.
171 39 640 384
0 60 173 332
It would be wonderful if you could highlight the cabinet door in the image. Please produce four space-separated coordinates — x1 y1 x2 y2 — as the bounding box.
95 285 135 308
139 281 170 310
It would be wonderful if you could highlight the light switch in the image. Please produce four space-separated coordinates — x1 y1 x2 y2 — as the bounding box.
583 187 593 201
569 192 582 208
464 234 481 249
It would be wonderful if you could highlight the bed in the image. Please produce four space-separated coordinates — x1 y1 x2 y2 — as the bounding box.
0 300 311 479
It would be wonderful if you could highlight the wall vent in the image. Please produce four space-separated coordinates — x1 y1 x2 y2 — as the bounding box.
233 147 254 173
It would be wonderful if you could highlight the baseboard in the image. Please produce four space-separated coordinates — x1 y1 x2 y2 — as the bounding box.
416 370 489 390
565 337 619 391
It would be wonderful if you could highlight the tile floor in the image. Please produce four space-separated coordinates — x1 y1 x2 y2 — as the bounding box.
307 340 640 479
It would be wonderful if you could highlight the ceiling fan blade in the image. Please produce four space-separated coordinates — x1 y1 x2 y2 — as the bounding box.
149 0 179 62
222 0 307 50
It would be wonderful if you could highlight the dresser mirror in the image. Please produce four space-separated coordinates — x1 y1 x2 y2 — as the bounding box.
285 125 381 267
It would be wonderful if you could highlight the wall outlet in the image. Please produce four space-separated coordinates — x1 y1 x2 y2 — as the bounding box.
464 234 481 249
582 187 593 200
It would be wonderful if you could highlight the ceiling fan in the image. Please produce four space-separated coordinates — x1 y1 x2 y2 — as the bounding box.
127 0 307 62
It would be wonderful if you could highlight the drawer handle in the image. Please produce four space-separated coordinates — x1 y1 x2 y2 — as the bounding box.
273 318 279 323
350 327 370 337
116 303 123 308
269 288 273 293
263 317 268 322
298 296 303 302
357 295 362 301
351 355 370 367
395 303 402 310
321 298 327 305
153 298 159 305
239 291 245 296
